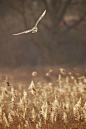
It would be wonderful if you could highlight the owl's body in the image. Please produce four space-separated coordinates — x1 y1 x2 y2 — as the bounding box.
13 10 46 35
32 27 38 33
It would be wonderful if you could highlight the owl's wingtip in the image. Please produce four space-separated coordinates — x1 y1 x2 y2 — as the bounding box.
12 34 18 36
44 10 46 13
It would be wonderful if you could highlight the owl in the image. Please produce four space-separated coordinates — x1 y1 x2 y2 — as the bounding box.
13 10 46 35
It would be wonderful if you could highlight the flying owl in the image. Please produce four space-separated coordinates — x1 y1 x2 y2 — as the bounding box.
13 10 46 35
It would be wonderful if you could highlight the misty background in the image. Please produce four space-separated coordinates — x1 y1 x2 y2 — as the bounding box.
0 0 86 68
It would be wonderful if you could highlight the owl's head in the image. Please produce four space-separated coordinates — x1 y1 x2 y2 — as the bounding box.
32 27 38 33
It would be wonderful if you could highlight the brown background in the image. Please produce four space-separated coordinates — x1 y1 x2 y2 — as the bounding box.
0 0 86 67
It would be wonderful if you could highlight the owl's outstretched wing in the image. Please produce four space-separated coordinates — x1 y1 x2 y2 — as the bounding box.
35 10 46 27
13 29 32 35
13 10 46 35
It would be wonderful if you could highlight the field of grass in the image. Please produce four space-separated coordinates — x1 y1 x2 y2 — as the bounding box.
0 66 86 129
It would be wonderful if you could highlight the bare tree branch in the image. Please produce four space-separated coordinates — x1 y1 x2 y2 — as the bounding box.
57 0 72 25
55 0 62 13
21 0 28 29
41 23 50 30
51 0 57 8
42 0 51 13
65 11 86 32
4 0 23 14
63 19 69 27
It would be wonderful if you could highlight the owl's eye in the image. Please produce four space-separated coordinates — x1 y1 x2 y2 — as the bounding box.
33 27 38 32
33 28 36 30
32 27 38 33
33 27 37 31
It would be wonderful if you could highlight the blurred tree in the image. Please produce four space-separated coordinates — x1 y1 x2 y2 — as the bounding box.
0 0 86 66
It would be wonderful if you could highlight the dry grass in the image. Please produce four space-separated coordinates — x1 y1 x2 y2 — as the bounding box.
0 66 86 129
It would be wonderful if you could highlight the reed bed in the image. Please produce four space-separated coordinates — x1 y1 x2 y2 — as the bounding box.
0 67 86 129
